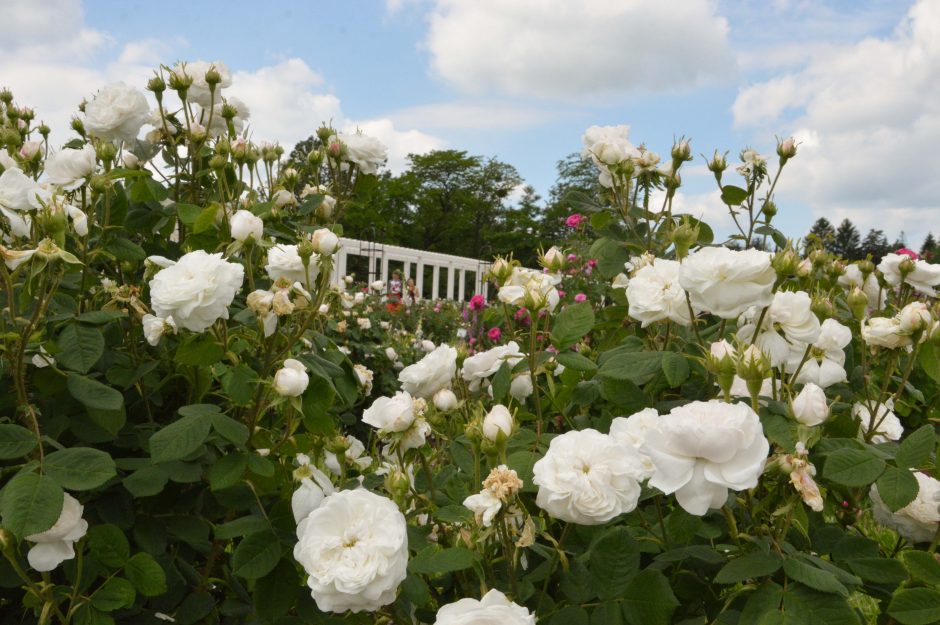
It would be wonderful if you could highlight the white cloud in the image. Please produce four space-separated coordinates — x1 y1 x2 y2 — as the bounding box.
342 118 446 174
389 102 560 131
425 0 734 99
732 0 940 238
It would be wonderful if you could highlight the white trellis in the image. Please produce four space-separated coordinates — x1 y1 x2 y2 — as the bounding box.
329 237 492 301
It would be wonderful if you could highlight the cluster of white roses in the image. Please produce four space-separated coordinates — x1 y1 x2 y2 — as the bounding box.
495 262 562 313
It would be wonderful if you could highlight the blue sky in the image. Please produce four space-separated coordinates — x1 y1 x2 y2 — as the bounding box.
4 0 937 245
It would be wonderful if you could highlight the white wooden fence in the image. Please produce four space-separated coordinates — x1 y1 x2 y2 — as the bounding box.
329 237 492 301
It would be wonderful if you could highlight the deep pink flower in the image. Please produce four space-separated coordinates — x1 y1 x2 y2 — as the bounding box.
469 338 476 346
587 259 597 268
515 307 531 326
469 294 486 311
574 293 587 303
565 213 584 228
487 327 502 342
557 289 566 298
896 247 920 260
566 253 578 263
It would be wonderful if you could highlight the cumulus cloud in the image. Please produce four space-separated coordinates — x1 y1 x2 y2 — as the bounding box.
426 0 734 99
732 0 940 237
389 102 560 131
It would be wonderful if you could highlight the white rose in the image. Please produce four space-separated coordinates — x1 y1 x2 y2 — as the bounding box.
84 82 150 143
609 407 660 480
509 374 534 401
482 404 514 441
433 388 458 411
25 493 88 572
498 268 560 312
766 291 821 344
787 318 851 388
311 228 339 255
533 429 646 525
398 344 457 399
205 95 250 136
462 489 502 527
293 489 408 613
645 400 769 516
791 383 829 426
172 60 232 106
898 301 931 333
861 317 910 349
353 364 374 396
710 340 736 360
371 280 385 292
626 259 692 327
357 317 371 331
0 167 41 211
839 264 885 310
336 132 387 175
274 359 309 397
678 247 775 319
385 347 398 361
266 244 316 287
461 341 525 391
45 145 96 191
853 400 904 443
142 314 177 347
420 340 436 353
363 391 415 433
149 251 244 332
878 253 940 296
433 589 536 625
871 472 940 543
325 436 373 475
291 466 334 523
230 209 263 242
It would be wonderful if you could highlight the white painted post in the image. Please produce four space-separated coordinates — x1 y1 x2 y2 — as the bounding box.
416 261 424 297
403 261 411 281
380 255 389 284
336 249 348 284
432 265 440 300
447 265 455 300
458 268 466 301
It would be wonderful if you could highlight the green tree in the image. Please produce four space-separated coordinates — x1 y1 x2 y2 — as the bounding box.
539 152 601 243
807 217 836 252
832 218 861 260
860 228 889 263
920 232 937 262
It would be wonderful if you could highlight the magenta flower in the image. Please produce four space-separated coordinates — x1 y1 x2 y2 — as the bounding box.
574 293 587 303
557 289 566 298
565 213 584 228
487 327 502 342
897 247 921 260
469 294 486 311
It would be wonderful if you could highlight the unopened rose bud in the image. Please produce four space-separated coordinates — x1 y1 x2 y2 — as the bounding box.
311 228 339 255
189 122 207 142
707 150 728 179
89 174 107 193
205 67 222 87
899 257 916 279
772 248 800 277
147 75 167 96
221 102 238 121
274 359 309 397
791 382 828 426
809 249 827 268
489 257 514 283
315 125 334 144
539 246 565 272
847 287 869 320
857 259 875 276
796 259 812 278
898 301 931 334
811 295 836 320
777 137 797 162
482 404 514 442
433 388 458 411
316 195 336 220
307 149 324 168
70 117 86 138
0 89 12 105
671 138 692 163
209 154 227 170
38 124 50 138
670 218 700 259
763 200 777 219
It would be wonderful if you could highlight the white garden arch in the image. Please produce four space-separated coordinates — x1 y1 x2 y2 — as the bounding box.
329 237 492 301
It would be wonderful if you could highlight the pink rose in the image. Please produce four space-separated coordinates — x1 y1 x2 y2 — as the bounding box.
470 294 486 311
897 247 920 260
574 293 587 303
487 327 502 342
565 214 584 228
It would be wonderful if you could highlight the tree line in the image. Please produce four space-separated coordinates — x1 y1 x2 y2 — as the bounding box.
807 218 938 264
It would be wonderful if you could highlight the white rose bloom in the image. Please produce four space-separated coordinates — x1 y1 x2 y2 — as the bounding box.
265 244 316 287
84 82 150 143
611 273 630 289
274 359 309 397
461 341 525 391
357 317 372 331
293 489 408 613
420 340 436 353
353 364 374 396
839 264 885 310
398 344 457 399
149 251 244 332
173 60 232 107
533 429 646 525
385 347 398 361
0 150 19 171
142 314 177 347
646 400 769 516
482 404 514 441
363 391 416 433
25 493 88 572
325 436 373 475
791 383 829 426
204 95 250 136
609 408 660 480
871 472 940 543
462 489 502 527
509 374 534 401
291 466 335 523
230 209 263 242
898 301 931 334
0 168 40 237
45 145 96 191
433 589 536 625
371 280 385 292
311 228 339 255
786 318 851 388
729 375 777 400
626 259 691 327
679 247 775 319
738 291 820 368
878 253 940 296
861 317 910 349
853 400 904 443
336 132 388 175
498 267 560 312
433 388 458 411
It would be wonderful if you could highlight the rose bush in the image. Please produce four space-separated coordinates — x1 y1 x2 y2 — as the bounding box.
0 64 938 625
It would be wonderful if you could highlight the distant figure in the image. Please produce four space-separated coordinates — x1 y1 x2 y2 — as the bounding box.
405 278 418 307
386 269 403 312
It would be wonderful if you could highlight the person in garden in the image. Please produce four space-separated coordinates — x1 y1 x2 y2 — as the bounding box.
404 277 418 307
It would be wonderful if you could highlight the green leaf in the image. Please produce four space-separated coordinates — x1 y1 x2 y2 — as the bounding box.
714 550 783 584
210 413 249 446
174 334 224 366
0 472 63 539
209 453 248 490
783 558 848 596
57 324 105 373
91 577 136 612
301 376 336 436
555 351 598 372
44 447 116 490
552 302 595 349
87 525 130 568
896 425 936 469
490 360 512 403
408 547 476 575
176 202 202 224
149 415 212 463
220 364 258 406
72 605 115 625
214 516 270 540
590 237 629 279
917 342 940 384
620 569 680 625
105 238 146 262
67 374 125 411
822 448 885 487
721 185 749 206
844 558 908 585
598 351 664 385
589 527 641 600
506 450 540 493
255 559 298 623
550 607 590 625
876 466 920 512
123 465 168 498
434 505 473 524
178 403 221 418
75 310 127 325
661 352 690 387
600 377 645 412
901 551 940 586
0 424 37 459
124 552 167 596
232 530 282 579
193 204 219 234
887 588 940 625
